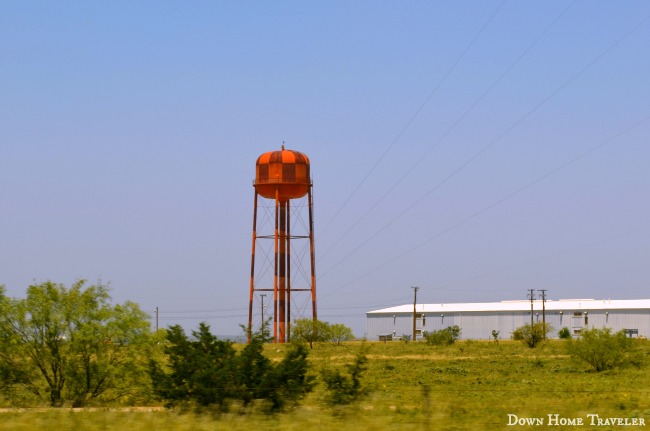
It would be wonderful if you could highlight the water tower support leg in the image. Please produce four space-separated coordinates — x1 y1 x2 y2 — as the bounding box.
278 201 287 343
273 191 279 342
286 200 291 342
248 191 258 343
308 187 317 321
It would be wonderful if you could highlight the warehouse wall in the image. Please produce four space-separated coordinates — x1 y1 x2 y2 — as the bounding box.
366 309 650 341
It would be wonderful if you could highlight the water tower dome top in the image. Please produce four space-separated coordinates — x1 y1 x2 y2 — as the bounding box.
254 147 311 201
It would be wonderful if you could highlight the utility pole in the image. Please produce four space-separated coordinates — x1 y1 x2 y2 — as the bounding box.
154 306 159 332
527 289 535 326
260 294 266 330
539 289 547 338
412 286 419 341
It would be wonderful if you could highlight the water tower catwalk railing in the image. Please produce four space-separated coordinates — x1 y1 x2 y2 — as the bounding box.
248 147 316 343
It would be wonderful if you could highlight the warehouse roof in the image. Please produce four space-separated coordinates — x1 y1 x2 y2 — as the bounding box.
367 299 650 314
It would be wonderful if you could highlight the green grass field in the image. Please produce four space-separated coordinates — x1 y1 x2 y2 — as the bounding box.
1 339 649 430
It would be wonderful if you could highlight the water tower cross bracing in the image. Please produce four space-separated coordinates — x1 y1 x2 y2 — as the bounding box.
248 146 317 343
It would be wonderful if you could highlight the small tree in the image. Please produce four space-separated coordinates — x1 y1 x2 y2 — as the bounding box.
491 330 500 343
566 327 645 372
512 322 551 348
0 281 152 407
291 319 331 349
149 323 237 409
558 327 572 339
328 323 355 345
423 326 461 346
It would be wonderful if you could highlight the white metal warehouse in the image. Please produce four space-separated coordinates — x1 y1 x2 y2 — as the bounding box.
366 299 650 341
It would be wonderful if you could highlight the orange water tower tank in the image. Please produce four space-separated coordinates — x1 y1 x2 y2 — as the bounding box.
254 146 311 201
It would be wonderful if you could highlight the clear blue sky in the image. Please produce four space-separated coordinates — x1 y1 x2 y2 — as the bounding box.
2 1 649 338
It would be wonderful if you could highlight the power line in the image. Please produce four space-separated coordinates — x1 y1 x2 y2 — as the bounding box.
320 0 576 263
318 12 650 283
158 307 247 314
317 0 507 241
321 113 650 298
158 314 248 320
433 227 647 290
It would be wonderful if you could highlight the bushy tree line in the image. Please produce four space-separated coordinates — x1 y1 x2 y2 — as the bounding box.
510 322 645 372
290 318 355 348
0 281 153 407
149 321 366 411
149 323 314 412
0 283 363 410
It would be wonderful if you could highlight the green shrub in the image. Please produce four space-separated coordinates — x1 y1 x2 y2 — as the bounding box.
512 322 551 348
423 326 461 346
558 327 572 339
566 327 645 372
321 345 369 405
149 323 237 410
150 323 314 412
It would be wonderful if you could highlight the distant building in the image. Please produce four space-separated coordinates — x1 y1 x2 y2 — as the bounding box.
366 299 650 341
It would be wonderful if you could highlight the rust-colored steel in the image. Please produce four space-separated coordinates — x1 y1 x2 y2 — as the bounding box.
248 191 258 343
249 146 316 344
308 186 317 321
286 200 291 342
273 190 279 342
254 147 310 201
278 201 287 343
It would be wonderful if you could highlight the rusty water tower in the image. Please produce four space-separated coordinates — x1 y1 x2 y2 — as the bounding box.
248 146 316 343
